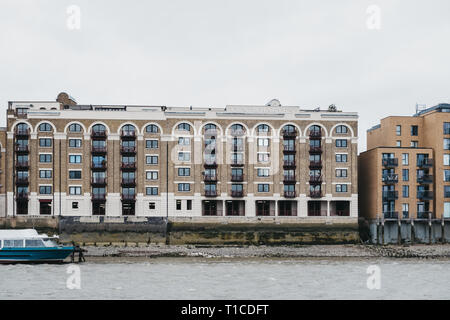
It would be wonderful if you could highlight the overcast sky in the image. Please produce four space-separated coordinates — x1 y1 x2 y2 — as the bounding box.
1 0 449 152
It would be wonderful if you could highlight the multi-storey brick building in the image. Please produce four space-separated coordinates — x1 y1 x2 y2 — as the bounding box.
1 92 358 218
359 103 450 220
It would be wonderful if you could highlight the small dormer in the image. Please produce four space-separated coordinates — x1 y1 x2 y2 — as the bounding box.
265 99 281 107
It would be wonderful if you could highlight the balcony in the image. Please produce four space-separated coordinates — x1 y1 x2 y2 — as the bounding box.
383 211 399 219
382 174 398 184
309 160 322 169
382 158 398 168
309 146 322 154
283 145 296 153
91 162 107 170
382 190 398 200
283 160 296 168
417 211 433 219
231 190 244 197
121 193 136 201
16 192 29 200
417 175 433 184
204 190 218 197
92 193 106 201
121 178 136 186
15 161 29 169
91 131 107 139
281 130 297 138
231 174 244 182
283 175 296 183
204 160 218 168
91 146 107 154
14 128 30 136
309 175 323 184
417 159 433 168
15 177 29 185
309 131 322 139
284 191 296 198
15 145 29 153
121 131 136 139
203 174 218 182
402 211 409 219
230 160 244 167
91 177 107 185
417 191 433 200
309 190 323 198
120 146 136 154
121 162 136 170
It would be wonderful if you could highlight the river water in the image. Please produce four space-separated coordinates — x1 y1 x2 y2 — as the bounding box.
1 258 449 299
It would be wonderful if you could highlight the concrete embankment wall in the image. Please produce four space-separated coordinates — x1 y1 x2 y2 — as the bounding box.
360 218 450 244
0 216 359 245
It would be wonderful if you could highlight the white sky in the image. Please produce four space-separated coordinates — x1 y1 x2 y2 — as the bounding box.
1 0 449 152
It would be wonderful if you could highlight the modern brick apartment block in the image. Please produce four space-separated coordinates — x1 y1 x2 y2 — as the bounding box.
359 103 450 220
2 93 358 217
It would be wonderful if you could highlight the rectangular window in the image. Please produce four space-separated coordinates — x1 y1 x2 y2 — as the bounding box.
146 187 158 195
72 202 79 209
146 156 158 165
336 169 348 178
402 153 409 165
178 152 190 162
257 138 269 147
444 122 450 135
257 168 270 177
444 154 450 166
178 168 191 176
149 202 156 210
39 170 52 179
336 154 348 162
146 140 158 149
402 169 409 181
336 139 347 148
176 200 182 210
178 137 190 145
178 183 190 192
336 184 348 193
39 186 52 194
257 184 270 192
402 204 409 217
402 185 409 198
39 154 52 163
257 153 270 163
396 141 401 147
444 139 450 150
69 155 81 163
396 125 401 136
444 186 450 198
69 139 82 148
445 170 450 182
146 171 158 180
411 141 418 148
69 170 82 179
444 203 450 218
187 200 192 210
69 186 82 195
39 138 52 147
411 125 418 136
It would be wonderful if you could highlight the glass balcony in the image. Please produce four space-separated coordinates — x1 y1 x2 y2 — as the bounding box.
382 158 398 167
417 191 433 200
382 190 399 200
383 211 398 219
417 175 433 184
382 174 398 184
417 159 433 168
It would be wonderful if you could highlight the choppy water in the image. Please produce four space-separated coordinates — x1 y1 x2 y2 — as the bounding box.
0 258 449 299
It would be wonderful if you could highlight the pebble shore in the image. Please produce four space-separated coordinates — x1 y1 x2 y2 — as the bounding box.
81 244 450 259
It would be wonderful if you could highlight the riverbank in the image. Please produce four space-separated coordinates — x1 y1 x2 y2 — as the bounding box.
80 244 450 259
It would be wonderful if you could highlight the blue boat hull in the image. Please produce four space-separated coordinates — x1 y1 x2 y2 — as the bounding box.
0 247 75 263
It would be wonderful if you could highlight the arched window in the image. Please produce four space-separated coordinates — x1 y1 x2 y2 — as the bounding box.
204 124 217 136
336 125 348 134
177 123 191 132
38 123 52 132
309 125 321 133
68 123 82 132
145 124 159 133
122 125 136 133
230 124 245 136
17 123 29 131
92 124 106 133
257 124 270 133
282 125 296 136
